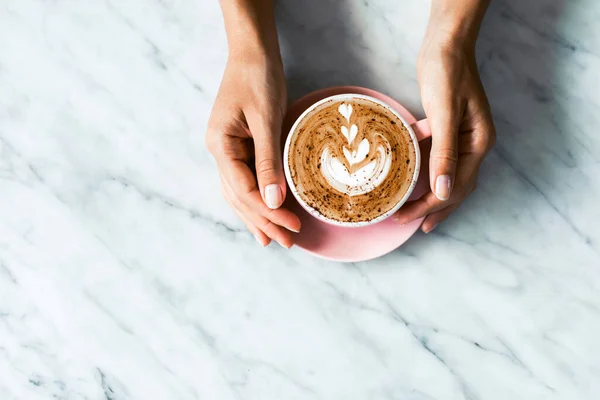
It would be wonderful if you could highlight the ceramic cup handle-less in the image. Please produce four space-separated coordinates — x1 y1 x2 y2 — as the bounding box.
284 94 430 228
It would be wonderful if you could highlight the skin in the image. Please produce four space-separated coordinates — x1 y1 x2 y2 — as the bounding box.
393 0 496 233
206 0 495 246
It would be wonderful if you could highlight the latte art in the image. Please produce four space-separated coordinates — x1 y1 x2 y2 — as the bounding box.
287 97 417 223
320 103 393 196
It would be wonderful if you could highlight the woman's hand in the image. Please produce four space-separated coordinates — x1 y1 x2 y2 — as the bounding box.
207 0 300 248
205 55 300 248
394 1 495 233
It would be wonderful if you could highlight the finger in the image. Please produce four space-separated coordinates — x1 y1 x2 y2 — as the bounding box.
222 175 295 248
393 191 448 225
241 213 271 247
421 202 460 233
244 210 296 249
221 177 271 247
225 182 294 249
464 98 497 155
246 110 286 210
421 83 461 202
219 157 301 233
394 151 481 225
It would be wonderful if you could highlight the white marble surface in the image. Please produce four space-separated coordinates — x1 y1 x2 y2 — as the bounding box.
1 0 599 399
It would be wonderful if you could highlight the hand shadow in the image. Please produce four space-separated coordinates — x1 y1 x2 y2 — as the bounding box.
479 0 572 191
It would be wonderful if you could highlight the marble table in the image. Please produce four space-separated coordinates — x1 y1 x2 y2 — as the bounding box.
1 1 599 399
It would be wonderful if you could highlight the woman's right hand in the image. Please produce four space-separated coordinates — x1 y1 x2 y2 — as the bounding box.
205 55 301 248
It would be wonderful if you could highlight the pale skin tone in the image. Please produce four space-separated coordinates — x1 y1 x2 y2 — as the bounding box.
206 0 495 247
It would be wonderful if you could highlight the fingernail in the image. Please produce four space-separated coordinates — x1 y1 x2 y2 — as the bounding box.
265 184 283 209
289 228 300 233
254 233 266 246
392 215 406 225
425 224 438 234
435 175 452 201
277 240 293 249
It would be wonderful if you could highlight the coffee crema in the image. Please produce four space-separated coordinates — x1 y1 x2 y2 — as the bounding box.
287 97 417 223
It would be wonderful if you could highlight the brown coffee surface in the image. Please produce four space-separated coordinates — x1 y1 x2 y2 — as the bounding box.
288 97 417 223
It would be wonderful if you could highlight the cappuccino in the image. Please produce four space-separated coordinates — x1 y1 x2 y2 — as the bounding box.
286 96 418 224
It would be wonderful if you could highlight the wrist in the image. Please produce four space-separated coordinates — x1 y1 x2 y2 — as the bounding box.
220 0 282 67
426 0 490 49
228 42 282 70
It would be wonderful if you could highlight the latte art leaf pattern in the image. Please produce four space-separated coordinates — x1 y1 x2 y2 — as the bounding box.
288 98 417 223
338 103 353 121
341 124 358 144
342 138 369 165
319 103 393 196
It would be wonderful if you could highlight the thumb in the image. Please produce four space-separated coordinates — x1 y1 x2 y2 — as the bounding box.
248 113 286 210
425 95 460 202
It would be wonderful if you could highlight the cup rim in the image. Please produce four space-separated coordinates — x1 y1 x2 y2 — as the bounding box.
283 93 422 228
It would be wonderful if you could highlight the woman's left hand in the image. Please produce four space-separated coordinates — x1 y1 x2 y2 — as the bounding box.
393 28 496 233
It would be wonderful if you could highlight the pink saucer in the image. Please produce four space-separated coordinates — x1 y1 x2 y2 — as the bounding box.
283 86 431 262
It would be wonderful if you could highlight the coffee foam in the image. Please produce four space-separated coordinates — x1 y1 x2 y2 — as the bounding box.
319 103 393 196
288 97 417 223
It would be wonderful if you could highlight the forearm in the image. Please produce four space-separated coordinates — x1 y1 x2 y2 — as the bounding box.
219 0 281 62
428 0 490 46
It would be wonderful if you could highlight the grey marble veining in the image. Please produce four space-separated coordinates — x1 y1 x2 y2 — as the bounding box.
0 1 599 399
